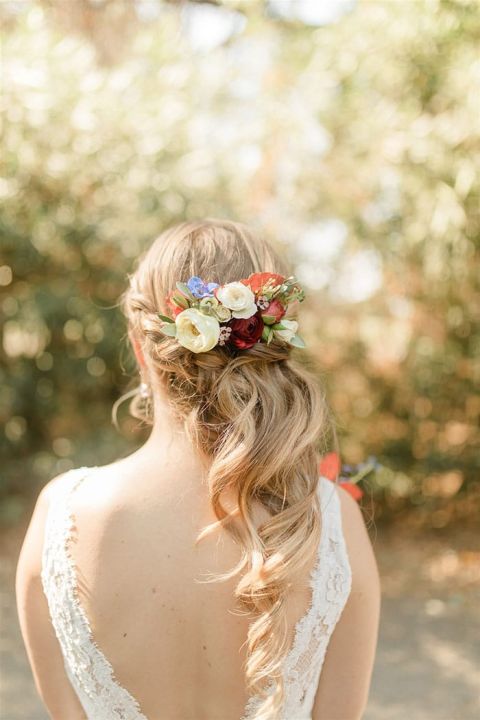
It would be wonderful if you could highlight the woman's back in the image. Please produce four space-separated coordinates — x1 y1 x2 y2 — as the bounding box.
37 444 359 720
56 450 266 719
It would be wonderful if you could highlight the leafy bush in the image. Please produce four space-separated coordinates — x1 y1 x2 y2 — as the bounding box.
1 0 478 527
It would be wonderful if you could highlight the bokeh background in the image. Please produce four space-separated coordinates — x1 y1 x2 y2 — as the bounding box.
1 1 479 719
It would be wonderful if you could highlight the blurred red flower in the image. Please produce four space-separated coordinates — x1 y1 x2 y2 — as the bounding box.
319 452 364 502
338 483 364 501
319 452 341 480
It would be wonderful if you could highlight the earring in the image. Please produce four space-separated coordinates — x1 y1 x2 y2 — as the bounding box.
140 381 152 399
139 379 153 421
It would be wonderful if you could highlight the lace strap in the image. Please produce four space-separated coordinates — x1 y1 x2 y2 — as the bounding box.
241 477 352 719
282 476 351 669
41 467 147 720
283 477 352 714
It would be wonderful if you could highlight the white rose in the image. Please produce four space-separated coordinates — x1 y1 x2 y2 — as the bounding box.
216 281 257 319
273 319 298 343
175 308 220 353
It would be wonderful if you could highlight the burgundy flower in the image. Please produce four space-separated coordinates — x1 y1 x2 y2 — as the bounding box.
229 312 264 349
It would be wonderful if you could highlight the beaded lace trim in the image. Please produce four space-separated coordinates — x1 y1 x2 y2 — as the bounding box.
41 468 351 720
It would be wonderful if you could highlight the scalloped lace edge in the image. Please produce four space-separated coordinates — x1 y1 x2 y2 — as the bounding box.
240 477 352 720
41 466 147 720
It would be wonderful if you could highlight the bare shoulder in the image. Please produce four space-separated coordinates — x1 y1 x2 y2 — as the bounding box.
16 471 71 581
311 485 381 720
337 485 380 593
15 463 121 609
16 471 93 717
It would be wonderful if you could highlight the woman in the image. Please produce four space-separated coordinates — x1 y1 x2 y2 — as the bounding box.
16 219 380 720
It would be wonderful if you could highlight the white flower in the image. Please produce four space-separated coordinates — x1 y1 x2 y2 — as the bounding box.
175 308 220 353
198 296 220 315
213 304 232 322
256 295 270 310
218 326 232 346
273 319 298 343
216 281 257 319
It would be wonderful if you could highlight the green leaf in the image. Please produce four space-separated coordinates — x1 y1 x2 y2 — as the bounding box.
262 314 276 325
157 313 174 323
171 292 189 309
288 334 306 348
176 281 195 300
261 325 272 342
272 322 287 330
348 462 377 484
160 323 177 337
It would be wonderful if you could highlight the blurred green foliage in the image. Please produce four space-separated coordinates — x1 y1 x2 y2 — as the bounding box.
1 0 479 527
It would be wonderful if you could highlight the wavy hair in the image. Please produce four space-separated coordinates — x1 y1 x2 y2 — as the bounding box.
118 219 337 720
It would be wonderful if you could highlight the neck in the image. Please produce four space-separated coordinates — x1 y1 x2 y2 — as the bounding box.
131 388 206 473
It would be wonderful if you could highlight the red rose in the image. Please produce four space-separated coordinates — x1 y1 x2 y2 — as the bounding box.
241 272 286 294
261 298 286 324
229 312 264 349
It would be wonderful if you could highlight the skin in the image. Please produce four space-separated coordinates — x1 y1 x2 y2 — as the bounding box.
16 340 380 720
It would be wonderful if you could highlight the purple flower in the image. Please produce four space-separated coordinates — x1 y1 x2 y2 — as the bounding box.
186 276 219 299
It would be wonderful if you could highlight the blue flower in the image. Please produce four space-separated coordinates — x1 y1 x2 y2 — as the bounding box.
187 276 219 299
338 456 381 484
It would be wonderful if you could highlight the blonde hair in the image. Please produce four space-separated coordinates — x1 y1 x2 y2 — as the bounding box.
119 219 337 719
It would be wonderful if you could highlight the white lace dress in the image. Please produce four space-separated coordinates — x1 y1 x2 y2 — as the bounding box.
41 467 352 720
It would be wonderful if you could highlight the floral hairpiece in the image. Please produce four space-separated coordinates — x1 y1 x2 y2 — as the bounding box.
157 272 306 353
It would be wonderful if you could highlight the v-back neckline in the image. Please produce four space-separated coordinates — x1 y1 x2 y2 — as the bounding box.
42 466 338 720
